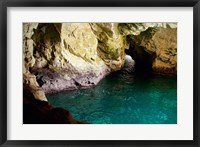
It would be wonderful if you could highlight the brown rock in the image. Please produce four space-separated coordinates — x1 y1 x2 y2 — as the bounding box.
130 27 177 75
23 87 88 124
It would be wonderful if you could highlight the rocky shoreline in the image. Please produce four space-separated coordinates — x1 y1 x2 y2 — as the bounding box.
31 67 110 94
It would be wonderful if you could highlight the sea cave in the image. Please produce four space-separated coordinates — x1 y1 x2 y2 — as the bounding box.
23 23 177 124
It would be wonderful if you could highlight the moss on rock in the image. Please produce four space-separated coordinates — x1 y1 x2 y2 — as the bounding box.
90 23 127 70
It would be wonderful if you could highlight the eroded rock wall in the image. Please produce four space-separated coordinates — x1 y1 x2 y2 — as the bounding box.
31 23 112 94
90 23 127 70
23 22 177 97
23 23 47 101
129 26 177 75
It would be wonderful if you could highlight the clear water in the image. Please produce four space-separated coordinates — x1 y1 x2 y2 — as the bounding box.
47 58 177 124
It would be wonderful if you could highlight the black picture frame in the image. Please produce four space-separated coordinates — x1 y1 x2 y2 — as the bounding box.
0 0 199 146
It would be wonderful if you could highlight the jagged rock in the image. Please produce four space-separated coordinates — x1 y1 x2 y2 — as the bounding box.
31 23 110 94
118 23 177 36
129 27 177 75
22 22 177 124
23 72 47 101
23 23 177 96
23 23 38 73
90 23 127 70
23 23 47 101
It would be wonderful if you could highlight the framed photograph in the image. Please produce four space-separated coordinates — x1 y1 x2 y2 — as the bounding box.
0 0 199 146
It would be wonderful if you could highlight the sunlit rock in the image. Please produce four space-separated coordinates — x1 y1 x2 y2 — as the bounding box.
129 26 177 75
31 23 110 94
90 23 127 71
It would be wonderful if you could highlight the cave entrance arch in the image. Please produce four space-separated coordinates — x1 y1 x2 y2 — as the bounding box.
124 42 156 73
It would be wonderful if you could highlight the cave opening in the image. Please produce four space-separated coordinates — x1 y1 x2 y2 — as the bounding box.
124 43 156 74
122 55 135 74
23 23 177 124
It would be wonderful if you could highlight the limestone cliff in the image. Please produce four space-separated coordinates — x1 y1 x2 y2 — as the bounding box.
31 23 111 94
23 23 177 97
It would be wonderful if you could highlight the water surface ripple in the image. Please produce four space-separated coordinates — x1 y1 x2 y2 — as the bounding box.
48 58 177 124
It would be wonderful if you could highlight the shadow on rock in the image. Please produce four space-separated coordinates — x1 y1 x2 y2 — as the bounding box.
23 86 89 124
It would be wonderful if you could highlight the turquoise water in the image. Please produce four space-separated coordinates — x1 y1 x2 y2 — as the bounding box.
47 58 177 124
